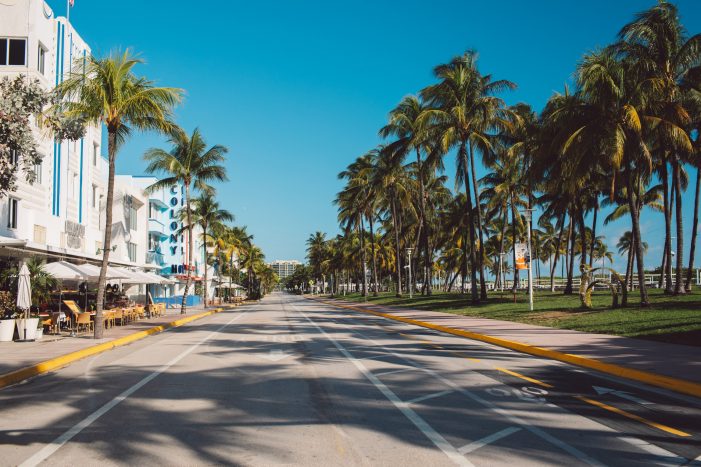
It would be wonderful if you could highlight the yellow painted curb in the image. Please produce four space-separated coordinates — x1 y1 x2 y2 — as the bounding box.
0 304 241 390
308 296 701 400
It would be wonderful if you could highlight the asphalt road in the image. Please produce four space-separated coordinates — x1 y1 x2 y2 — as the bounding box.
0 292 700 466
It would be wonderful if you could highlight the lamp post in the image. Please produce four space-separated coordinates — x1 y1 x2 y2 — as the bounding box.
522 209 535 311
499 252 507 292
406 248 414 299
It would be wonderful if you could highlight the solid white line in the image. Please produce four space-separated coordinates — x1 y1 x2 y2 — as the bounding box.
407 390 454 405
458 427 522 455
294 305 473 467
617 436 687 466
20 311 248 467
374 367 415 377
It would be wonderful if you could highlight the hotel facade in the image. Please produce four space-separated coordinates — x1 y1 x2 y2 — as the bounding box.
0 0 219 306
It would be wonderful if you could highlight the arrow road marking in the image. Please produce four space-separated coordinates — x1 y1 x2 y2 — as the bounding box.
593 386 654 406
260 349 291 362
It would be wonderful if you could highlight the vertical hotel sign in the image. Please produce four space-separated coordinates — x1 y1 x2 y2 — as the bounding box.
514 243 528 270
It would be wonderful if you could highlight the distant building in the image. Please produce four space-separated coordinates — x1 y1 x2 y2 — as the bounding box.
270 260 301 279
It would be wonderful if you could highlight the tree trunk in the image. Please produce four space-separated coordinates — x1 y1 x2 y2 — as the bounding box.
625 237 634 292
460 143 479 304
673 157 685 294
589 200 598 267
390 194 403 296
662 161 674 293
368 214 378 296
359 214 367 297
181 182 193 314
468 143 487 300
94 129 117 339
202 223 208 308
579 210 587 268
497 206 507 290
511 195 519 292
565 214 575 295
627 166 649 305
551 213 566 292
686 166 700 291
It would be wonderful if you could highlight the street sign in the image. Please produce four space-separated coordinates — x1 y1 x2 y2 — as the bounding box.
515 243 528 270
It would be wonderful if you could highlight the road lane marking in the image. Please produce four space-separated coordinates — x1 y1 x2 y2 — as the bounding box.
19 312 249 467
495 367 553 389
575 396 690 437
616 436 687 466
295 306 473 467
592 386 654 406
458 427 522 455
407 390 454 405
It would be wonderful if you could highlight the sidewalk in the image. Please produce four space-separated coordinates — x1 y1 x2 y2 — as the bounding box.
319 297 701 387
0 304 226 377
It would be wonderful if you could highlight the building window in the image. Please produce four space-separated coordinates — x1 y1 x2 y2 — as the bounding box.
9 149 18 165
92 185 97 208
127 242 137 262
0 38 27 66
7 198 18 229
125 195 138 231
98 195 104 229
33 162 42 184
33 225 46 244
71 172 78 199
37 43 46 74
93 143 98 166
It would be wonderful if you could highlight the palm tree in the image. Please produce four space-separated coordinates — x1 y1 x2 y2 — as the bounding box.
55 50 182 338
144 128 228 314
422 50 516 303
188 192 233 307
306 231 328 291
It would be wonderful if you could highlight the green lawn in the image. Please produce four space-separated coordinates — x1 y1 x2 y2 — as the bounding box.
336 288 701 346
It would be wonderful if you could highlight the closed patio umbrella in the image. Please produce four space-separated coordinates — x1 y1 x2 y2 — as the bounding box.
16 263 32 341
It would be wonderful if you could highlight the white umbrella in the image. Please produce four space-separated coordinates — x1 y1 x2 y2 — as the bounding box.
44 261 91 281
75 263 130 280
16 263 32 341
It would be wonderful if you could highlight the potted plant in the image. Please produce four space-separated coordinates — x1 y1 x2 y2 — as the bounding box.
0 292 18 342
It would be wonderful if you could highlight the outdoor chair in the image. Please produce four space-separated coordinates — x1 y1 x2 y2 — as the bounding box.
76 312 93 334
49 312 61 334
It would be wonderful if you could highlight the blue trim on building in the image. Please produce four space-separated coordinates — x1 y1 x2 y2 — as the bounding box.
78 139 84 223
52 22 62 215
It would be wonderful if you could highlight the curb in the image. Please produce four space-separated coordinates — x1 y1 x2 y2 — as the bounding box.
307 296 701 400
0 304 241 390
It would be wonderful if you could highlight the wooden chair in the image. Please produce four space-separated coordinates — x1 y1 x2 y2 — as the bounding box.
76 312 93 334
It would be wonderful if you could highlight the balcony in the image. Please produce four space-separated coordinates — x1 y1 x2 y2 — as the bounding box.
146 250 166 266
148 218 168 240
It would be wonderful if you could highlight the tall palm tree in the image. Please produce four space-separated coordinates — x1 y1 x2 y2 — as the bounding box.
144 128 228 314
422 50 516 303
188 192 233 307
56 50 182 338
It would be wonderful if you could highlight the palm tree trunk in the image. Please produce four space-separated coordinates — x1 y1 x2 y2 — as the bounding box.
625 237 634 292
511 195 519 292
181 182 193 314
368 214 378 296
202 223 208 308
565 214 575 295
627 166 649 305
469 143 487 300
686 166 700 291
579 210 588 268
551 213 566 292
662 161 674 293
673 157 685 294
359 214 367 297
390 194 403 296
460 142 479 304
94 130 117 339
415 148 432 297
588 200 598 267
497 206 507 289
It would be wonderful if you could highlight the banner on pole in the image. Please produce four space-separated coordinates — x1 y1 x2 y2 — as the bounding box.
515 243 528 270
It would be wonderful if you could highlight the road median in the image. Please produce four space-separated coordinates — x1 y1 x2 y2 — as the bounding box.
0 304 242 390
307 296 701 400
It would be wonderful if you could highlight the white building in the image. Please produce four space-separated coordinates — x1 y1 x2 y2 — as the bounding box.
270 260 301 280
0 1 108 264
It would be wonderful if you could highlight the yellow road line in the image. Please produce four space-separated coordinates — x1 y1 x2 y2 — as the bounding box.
495 367 553 388
576 396 690 437
308 297 701 399
0 304 240 390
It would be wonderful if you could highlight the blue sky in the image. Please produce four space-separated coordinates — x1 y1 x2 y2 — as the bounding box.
53 0 701 269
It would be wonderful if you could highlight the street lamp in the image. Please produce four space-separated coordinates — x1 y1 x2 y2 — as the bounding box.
520 209 536 311
406 248 414 299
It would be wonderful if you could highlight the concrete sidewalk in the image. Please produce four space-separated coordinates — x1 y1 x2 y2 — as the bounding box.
0 304 225 377
320 297 701 387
